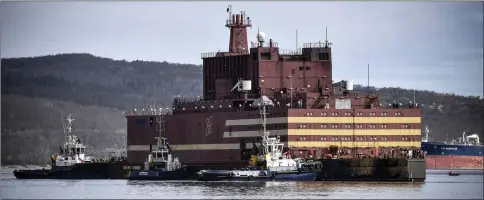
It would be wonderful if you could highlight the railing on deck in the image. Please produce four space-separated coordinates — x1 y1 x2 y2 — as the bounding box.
250 41 279 48
125 110 173 116
201 50 249 58
303 42 333 48
279 49 303 56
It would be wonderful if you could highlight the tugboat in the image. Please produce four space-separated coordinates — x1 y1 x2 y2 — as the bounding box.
197 96 321 181
13 114 128 179
128 116 198 180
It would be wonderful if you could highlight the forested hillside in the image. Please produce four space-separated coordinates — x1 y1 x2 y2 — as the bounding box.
1 53 482 165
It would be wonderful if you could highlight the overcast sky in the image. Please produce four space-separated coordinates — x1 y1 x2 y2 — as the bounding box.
1 2 483 97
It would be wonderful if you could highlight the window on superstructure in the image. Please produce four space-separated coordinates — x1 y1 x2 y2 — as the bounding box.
321 124 327 128
299 66 311 71
321 112 327 116
333 136 338 140
381 112 387 116
252 53 258 61
318 52 329 60
381 124 387 128
261 52 271 60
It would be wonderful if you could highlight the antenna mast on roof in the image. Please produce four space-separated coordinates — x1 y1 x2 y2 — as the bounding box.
153 83 156 114
144 86 147 112
227 5 232 20
367 63 370 94
325 27 328 48
296 29 298 50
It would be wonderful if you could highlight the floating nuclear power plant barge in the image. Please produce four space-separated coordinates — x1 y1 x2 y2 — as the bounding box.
125 6 426 182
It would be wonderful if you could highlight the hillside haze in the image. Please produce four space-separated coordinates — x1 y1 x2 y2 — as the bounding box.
1 53 483 165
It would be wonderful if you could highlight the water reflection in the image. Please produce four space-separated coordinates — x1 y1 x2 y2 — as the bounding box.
126 179 426 198
1 169 482 199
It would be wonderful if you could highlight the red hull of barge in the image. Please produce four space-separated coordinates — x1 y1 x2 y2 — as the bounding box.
426 155 484 169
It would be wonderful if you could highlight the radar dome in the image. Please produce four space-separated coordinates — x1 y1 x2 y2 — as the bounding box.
257 32 266 42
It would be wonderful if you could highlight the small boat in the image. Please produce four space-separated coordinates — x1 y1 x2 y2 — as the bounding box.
128 116 198 180
197 96 321 182
448 171 460 176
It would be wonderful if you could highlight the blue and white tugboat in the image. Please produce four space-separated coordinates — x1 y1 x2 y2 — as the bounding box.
197 96 321 181
128 115 198 180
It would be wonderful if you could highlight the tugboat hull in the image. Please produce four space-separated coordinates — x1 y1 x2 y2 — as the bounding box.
13 169 50 179
13 162 129 180
197 170 317 181
128 167 198 180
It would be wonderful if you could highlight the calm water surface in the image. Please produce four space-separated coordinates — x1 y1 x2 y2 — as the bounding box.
1 169 482 199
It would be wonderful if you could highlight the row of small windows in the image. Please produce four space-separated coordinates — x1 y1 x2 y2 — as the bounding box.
312 136 409 141
297 124 412 128
314 112 402 116
264 112 409 117
251 123 410 130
